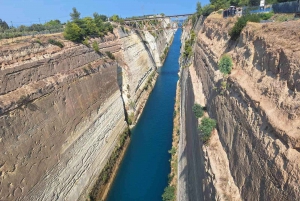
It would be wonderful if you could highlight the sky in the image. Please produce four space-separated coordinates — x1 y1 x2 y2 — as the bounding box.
0 0 210 26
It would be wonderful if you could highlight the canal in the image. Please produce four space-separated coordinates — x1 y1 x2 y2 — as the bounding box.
107 29 182 201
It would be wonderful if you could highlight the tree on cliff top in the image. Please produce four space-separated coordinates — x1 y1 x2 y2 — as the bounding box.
197 2 202 14
70 7 81 21
63 8 113 42
44 20 61 27
64 22 83 42
0 19 9 30
110 15 120 22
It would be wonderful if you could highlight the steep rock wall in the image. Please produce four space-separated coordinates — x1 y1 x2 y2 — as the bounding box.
178 19 237 201
193 16 300 200
0 25 173 200
0 33 127 201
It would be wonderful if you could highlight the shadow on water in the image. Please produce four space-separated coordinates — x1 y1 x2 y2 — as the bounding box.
106 29 182 201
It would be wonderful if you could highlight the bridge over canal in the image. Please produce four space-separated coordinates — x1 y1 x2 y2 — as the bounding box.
121 13 194 31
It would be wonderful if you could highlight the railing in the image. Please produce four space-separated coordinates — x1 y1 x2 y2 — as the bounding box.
272 1 298 13
247 7 272 14
223 1 300 18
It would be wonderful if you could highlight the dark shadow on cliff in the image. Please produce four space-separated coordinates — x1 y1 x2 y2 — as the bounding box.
184 70 206 201
116 62 131 128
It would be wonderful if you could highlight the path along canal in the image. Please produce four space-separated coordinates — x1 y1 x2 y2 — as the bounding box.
107 29 182 201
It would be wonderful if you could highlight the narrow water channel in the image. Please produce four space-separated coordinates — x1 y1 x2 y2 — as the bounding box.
107 29 181 201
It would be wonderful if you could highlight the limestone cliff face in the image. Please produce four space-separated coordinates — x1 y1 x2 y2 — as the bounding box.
191 15 300 200
0 25 173 200
118 27 174 123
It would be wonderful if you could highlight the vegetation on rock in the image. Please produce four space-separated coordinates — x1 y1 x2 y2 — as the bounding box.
64 7 113 42
162 185 175 201
48 39 64 48
192 104 204 118
92 41 99 52
89 128 130 201
229 14 259 39
218 54 233 75
106 51 115 60
198 117 216 143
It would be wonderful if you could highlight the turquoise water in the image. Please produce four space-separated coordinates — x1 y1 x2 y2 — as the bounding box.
107 29 181 201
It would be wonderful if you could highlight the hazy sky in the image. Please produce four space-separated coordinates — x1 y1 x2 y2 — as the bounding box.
0 0 210 26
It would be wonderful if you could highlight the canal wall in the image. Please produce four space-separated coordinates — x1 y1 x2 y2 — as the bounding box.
179 12 300 201
118 25 175 126
0 24 174 200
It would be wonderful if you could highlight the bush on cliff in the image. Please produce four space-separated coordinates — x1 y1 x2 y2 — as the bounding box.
198 117 216 142
106 51 115 60
229 14 260 40
48 39 64 48
192 104 204 118
92 41 99 52
218 54 233 75
162 185 175 201
183 39 193 59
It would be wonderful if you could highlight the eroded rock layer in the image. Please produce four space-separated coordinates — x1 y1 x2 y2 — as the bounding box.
192 16 300 200
0 25 174 201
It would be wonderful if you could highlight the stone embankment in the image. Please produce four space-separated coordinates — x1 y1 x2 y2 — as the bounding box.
0 23 174 200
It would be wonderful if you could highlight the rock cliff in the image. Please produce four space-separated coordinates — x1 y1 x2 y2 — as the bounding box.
0 24 174 200
118 25 175 124
180 14 300 200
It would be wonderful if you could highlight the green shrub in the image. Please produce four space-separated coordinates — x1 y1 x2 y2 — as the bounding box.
33 39 43 46
64 22 83 42
198 117 216 143
168 147 176 156
218 54 233 75
92 41 99 52
202 4 215 16
229 14 260 40
128 113 134 125
221 81 227 90
164 46 169 56
48 39 64 48
192 104 204 118
258 12 274 20
162 185 175 201
168 173 174 184
106 51 115 60
190 30 196 44
82 38 90 47
183 39 192 59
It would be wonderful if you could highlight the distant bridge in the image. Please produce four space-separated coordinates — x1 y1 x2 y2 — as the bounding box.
123 14 194 22
121 14 194 31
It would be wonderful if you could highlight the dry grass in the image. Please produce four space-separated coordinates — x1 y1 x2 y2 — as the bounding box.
208 11 223 19
168 82 181 192
271 13 296 22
